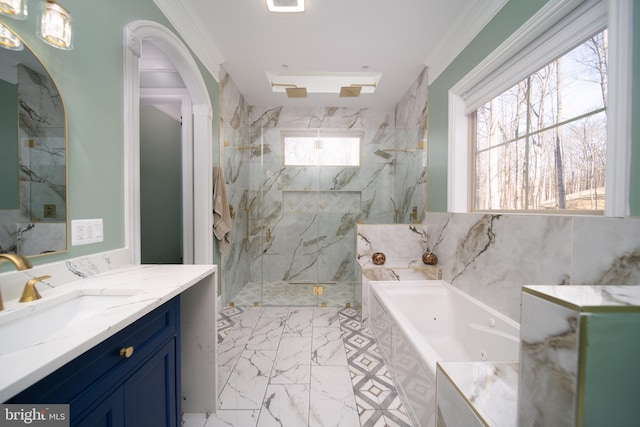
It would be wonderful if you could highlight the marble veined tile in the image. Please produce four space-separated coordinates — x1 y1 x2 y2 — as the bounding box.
270 336 312 384
312 327 348 366
257 384 310 427
246 317 285 350
203 410 260 427
313 307 340 327
217 324 254 366
309 366 360 427
283 307 314 337
218 349 276 410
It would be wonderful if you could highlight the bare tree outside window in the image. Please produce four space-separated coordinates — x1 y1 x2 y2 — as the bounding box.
474 30 608 212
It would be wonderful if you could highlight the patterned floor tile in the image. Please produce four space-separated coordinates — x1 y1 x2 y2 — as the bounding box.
215 305 414 426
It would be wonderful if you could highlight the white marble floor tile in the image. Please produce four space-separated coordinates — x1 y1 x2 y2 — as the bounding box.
283 307 314 337
261 306 290 319
270 335 312 384
312 327 348 366
257 384 310 427
217 326 253 367
309 365 360 427
182 413 208 427
246 317 285 350
217 364 234 397
203 410 260 427
313 307 340 327
218 349 276 410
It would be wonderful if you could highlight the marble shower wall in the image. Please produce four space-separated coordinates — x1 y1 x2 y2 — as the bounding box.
219 67 429 305
422 212 640 321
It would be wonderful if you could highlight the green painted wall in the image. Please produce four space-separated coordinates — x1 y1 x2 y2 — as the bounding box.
0 0 219 269
140 105 182 264
0 80 18 210
427 0 639 216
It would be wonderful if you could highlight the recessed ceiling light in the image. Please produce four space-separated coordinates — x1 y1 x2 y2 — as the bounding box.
266 0 304 13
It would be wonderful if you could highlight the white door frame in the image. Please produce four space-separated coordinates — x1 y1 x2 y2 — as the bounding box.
124 20 213 265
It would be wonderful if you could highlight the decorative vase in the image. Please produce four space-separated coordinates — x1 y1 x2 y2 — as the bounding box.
372 252 386 265
422 252 437 265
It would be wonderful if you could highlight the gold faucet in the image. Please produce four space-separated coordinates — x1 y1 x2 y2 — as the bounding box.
19 275 51 302
0 253 33 311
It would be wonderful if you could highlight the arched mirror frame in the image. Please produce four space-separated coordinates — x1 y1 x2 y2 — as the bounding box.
0 20 68 258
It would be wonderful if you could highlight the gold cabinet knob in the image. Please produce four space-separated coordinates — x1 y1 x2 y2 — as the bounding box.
119 346 134 358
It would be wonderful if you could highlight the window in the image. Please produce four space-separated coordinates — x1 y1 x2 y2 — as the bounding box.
283 131 361 167
448 0 632 216
473 30 607 212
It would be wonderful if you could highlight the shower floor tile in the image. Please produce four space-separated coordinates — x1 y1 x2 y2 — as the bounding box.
187 306 414 427
229 281 356 307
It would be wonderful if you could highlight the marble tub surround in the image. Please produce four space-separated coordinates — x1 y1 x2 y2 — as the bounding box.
406 213 640 322
357 224 430 266
0 248 131 301
0 263 217 406
518 286 640 427
436 362 518 427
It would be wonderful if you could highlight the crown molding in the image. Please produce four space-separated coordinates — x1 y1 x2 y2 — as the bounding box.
153 0 225 82
423 0 508 84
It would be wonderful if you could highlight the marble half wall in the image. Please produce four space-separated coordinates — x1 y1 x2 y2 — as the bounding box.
359 213 640 321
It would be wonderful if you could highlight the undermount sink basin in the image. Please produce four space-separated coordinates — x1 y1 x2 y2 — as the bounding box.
0 289 143 354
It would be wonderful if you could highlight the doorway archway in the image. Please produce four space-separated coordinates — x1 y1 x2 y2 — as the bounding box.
124 20 214 265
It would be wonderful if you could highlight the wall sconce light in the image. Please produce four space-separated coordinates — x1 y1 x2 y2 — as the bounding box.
0 0 28 19
38 0 72 50
0 19 23 50
0 0 73 50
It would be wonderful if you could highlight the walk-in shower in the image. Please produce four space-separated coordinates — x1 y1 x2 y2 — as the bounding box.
221 125 426 308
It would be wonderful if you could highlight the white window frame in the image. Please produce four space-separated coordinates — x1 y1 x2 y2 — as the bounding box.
448 0 632 217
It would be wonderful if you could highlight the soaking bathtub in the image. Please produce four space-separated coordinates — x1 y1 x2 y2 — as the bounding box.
369 280 520 427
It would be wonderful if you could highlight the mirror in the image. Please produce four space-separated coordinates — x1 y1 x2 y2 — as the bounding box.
0 23 67 257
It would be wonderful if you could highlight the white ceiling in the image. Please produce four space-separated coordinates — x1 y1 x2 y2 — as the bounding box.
156 0 507 110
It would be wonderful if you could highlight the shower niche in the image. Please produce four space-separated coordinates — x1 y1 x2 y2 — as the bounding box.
221 125 426 308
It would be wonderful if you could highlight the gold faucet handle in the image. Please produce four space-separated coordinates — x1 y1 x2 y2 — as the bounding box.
19 275 51 303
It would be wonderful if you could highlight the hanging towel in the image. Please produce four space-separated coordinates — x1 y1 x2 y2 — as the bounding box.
213 166 232 254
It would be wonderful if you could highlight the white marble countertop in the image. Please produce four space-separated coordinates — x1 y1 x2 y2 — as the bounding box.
0 264 216 402
524 285 640 311
438 361 519 427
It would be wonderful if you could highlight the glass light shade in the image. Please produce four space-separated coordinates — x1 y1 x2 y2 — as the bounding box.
0 0 28 19
0 20 23 50
37 0 72 50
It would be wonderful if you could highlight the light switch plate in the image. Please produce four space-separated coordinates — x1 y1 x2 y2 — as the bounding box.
71 219 104 246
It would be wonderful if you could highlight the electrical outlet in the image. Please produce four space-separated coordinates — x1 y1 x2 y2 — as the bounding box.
72 219 104 246
313 286 323 296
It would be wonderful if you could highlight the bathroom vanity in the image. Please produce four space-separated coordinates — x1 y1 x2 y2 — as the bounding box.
0 264 217 425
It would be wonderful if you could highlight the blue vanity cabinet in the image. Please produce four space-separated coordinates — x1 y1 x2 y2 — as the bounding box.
7 296 181 427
